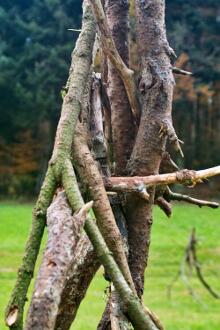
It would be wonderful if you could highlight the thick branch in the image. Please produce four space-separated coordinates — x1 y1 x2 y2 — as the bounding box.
89 0 140 123
105 0 135 175
5 2 95 328
55 235 100 330
49 0 96 177
25 192 92 329
72 125 136 292
5 167 56 329
124 0 176 295
62 159 160 330
105 166 220 192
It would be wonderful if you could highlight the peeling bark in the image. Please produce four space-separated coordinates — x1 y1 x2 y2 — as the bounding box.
25 192 91 329
73 124 136 293
105 0 135 174
55 235 100 330
90 0 140 124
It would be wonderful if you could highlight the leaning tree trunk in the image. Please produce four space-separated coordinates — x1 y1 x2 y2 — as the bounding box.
125 0 179 297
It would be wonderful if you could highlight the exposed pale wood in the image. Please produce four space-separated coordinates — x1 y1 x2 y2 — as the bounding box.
106 166 220 192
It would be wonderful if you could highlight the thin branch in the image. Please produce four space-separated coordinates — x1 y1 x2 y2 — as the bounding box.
89 0 140 124
105 166 220 192
68 28 82 32
167 229 220 300
5 167 56 329
172 67 193 76
166 188 219 209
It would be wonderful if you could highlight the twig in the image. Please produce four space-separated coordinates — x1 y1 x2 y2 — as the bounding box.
167 229 220 300
165 188 219 209
172 67 193 76
68 28 82 32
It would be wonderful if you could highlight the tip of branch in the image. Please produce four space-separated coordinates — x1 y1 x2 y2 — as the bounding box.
172 67 193 76
68 28 82 32
76 201 94 218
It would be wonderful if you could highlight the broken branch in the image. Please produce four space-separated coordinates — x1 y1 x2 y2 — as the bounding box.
172 67 193 76
105 166 220 192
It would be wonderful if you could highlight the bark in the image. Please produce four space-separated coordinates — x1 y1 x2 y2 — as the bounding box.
90 0 140 124
5 167 56 329
90 73 110 176
62 157 159 330
105 165 220 192
125 0 176 296
5 2 95 328
55 235 100 330
73 124 136 293
105 0 135 174
25 192 91 329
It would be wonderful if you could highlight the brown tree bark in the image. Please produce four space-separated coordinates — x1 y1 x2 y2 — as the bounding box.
55 235 100 330
25 193 92 329
105 0 135 174
125 0 177 296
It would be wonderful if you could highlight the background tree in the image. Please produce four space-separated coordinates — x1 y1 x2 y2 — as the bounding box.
0 0 220 197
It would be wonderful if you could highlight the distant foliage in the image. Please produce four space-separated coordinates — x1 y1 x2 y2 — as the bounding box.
0 0 220 196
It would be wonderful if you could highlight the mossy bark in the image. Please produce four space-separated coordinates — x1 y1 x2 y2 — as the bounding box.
5 2 96 329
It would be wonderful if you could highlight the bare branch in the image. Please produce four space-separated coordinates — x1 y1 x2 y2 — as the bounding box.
168 229 220 300
89 0 140 124
166 188 219 209
172 67 193 76
62 157 162 330
105 166 220 192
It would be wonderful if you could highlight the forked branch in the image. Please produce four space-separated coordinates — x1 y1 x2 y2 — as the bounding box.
89 0 140 124
165 188 219 209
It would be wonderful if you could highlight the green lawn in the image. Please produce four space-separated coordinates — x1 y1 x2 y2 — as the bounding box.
0 202 220 329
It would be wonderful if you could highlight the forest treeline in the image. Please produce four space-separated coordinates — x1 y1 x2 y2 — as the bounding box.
0 0 219 197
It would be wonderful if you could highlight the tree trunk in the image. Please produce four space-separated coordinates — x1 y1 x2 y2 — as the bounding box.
126 0 176 296
105 0 135 175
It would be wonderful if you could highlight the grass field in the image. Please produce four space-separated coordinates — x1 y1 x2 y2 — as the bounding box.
0 202 220 329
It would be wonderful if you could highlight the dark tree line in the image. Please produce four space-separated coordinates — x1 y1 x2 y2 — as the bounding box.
0 0 219 197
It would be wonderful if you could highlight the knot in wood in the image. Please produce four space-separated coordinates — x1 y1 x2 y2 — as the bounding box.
176 170 196 186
